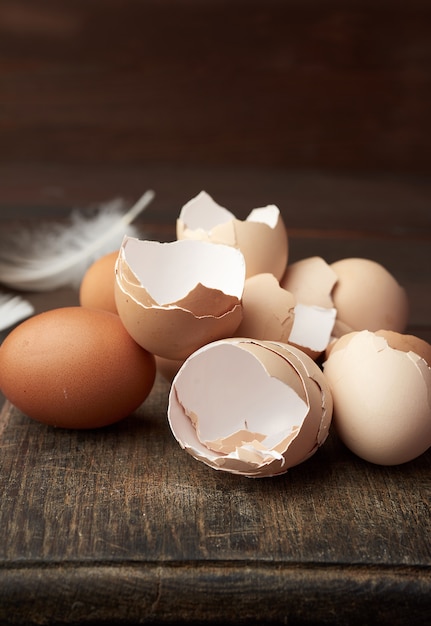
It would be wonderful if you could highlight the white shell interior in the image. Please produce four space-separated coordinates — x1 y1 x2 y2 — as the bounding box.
121 237 245 305
179 190 234 230
246 205 280 229
172 342 308 453
289 303 337 351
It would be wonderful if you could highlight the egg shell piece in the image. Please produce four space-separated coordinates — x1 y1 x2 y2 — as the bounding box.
115 237 245 360
120 237 245 304
234 273 295 343
280 256 337 308
168 337 333 477
330 257 409 335
0 307 156 429
323 330 431 465
176 191 289 280
79 250 119 314
288 303 337 356
261 340 333 447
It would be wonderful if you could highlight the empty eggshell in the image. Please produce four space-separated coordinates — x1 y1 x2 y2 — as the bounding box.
167 337 333 477
323 330 431 465
115 236 246 360
234 273 296 343
176 190 289 280
330 258 409 336
280 256 338 358
280 256 337 308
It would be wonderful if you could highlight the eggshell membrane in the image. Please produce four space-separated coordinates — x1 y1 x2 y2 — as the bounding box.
168 337 333 477
330 258 409 336
234 273 295 343
176 190 288 280
115 237 245 360
79 250 119 314
0 307 156 429
323 330 431 465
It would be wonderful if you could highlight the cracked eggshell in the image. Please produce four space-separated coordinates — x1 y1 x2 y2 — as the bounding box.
176 190 288 280
330 258 409 337
280 256 337 308
234 273 296 343
114 237 245 361
323 330 431 465
280 257 338 359
167 337 333 478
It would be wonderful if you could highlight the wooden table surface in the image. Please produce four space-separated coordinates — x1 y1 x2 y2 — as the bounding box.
0 167 430 626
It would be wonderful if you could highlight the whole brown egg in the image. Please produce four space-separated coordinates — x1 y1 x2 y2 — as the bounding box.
0 306 156 428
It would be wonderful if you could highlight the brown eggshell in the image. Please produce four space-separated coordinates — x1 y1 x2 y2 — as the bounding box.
79 250 119 314
176 191 289 280
279 256 338 358
115 237 245 360
234 273 296 342
280 256 337 308
323 330 431 465
330 258 409 335
0 307 156 429
167 337 332 477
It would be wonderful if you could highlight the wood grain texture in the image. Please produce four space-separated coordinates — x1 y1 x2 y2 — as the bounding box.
0 166 431 624
1 0 431 172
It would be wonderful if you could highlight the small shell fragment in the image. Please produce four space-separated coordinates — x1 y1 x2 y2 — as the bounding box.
280 257 337 358
176 191 289 280
114 237 246 360
167 338 333 477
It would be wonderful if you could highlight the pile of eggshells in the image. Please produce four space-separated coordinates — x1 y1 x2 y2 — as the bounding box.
1 190 431 478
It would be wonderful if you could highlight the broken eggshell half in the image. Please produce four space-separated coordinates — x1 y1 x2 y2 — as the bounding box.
176 190 289 280
114 237 246 361
234 273 296 343
280 257 338 359
167 337 333 478
323 329 431 465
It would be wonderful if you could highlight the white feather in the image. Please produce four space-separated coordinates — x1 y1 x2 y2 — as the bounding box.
0 190 155 292
0 292 35 332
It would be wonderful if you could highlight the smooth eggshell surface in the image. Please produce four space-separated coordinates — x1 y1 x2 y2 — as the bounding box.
330 258 409 335
0 307 156 428
79 250 119 314
323 330 431 465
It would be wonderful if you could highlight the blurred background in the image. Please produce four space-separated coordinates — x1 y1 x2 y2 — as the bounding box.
0 0 430 220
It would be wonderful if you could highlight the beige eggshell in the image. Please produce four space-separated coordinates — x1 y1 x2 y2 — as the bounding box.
176 190 288 280
0 307 156 429
323 330 431 465
330 258 409 336
280 256 337 308
234 273 295 342
115 237 245 360
167 337 333 477
79 250 119 314
287 303 337 360
279 256 338 358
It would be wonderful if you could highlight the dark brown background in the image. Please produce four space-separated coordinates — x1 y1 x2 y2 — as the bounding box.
1 0 431 182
